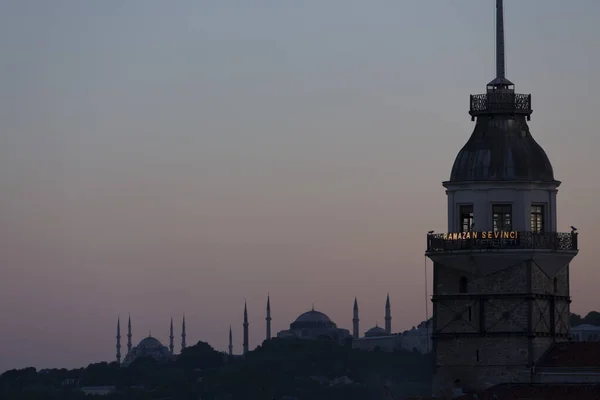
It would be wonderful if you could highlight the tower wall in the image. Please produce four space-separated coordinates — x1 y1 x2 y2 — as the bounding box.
431 259 571 396
446 182 558 233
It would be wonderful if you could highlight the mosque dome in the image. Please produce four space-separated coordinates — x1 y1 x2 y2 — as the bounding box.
365 325 387 338
290 309 337 330
294 310 332 323
449 115 555 183
138 336 164 349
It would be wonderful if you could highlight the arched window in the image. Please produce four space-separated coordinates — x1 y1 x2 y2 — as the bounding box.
459 276 469 294
553 278 558 293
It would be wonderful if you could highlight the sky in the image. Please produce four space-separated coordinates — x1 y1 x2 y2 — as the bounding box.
0 0 599 372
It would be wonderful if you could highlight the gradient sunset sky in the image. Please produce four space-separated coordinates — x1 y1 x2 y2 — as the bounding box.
1 0 599 372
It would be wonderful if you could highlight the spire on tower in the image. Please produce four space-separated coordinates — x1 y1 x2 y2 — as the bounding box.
181 314 187 351
169 318 174 354
127 315 132 354
116 317 122 364
352 297 359 339
266 295 272 341
487 0 514 88
385 294 392 335
228 325 233 356
496 0 506 80
243 300 249 356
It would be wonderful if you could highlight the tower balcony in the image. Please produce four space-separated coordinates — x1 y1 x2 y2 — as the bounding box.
425 231 579 277
469 92 532 120
426 231 577 253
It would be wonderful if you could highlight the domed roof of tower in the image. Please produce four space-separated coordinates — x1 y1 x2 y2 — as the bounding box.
449 117 555 183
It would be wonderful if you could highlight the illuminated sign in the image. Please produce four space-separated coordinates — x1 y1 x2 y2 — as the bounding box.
442 231 519 240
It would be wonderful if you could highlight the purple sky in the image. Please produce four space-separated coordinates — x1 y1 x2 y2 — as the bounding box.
1 0 599 372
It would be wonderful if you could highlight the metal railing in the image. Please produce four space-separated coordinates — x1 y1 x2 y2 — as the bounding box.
469 92 532 117
426 231 578 253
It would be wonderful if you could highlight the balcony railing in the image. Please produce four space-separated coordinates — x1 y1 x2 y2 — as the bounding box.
426 231 578 253
469 92 532 119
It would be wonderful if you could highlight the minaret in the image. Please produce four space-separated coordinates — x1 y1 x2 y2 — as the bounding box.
228 325 233 356
243 301 249 356
426 0 578 395
352 298 359 339
384 294 391 335
266 295 272 340
169 318 174 354
116 317 121 363
127 315 132 354
181 315 187 351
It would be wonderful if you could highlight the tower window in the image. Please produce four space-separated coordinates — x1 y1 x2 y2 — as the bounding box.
459 276 469 293
553 277 558 293
468 306 472 321
492 204 512 232
531 205 544 233
476 349 480 362
459 205 474 232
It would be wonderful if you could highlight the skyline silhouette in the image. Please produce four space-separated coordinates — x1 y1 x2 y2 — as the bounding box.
1 0 599 372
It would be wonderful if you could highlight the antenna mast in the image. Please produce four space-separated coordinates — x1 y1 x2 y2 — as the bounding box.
496 0 506 79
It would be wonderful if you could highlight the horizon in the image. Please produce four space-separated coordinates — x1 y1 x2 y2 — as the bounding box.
1 0 599 373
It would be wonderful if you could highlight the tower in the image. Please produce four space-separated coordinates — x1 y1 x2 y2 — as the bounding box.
229 325 233 356
181 315 187 351
352 297 359 339
127 315 132 354
384 294 391 335
266 295 272 341
243 301 249 356
169 318 174 354
425 1 578 395
116 317 121 363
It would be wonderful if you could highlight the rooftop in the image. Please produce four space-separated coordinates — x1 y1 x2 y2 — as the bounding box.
455 383 600 400
537 342 600 369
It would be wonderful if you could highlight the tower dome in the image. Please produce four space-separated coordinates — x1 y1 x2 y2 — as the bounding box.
449 117 555 182
447 0 555 184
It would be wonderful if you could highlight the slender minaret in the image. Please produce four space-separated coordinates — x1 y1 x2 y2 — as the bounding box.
181 315 187 351
385 294 391 335
352 297 359 339
116 317 122 363
127 315 132 354
228 325 233 356
266 295 272 340
169 318 174 354
243 301 249 355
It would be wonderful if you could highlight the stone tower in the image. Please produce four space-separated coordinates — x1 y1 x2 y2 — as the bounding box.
352 297 359 339
425 0 579 396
